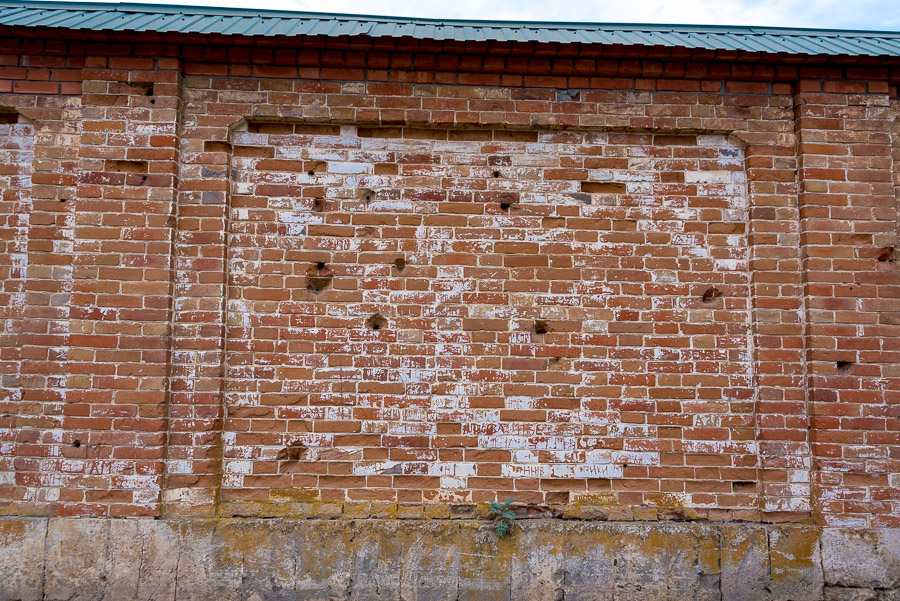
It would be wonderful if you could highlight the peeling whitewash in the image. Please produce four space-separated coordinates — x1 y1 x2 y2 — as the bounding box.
218 126 756 509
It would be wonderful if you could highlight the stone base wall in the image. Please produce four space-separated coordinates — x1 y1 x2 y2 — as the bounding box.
1 517 897 601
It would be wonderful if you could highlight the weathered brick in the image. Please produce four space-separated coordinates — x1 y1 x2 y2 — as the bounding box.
0 28 896 532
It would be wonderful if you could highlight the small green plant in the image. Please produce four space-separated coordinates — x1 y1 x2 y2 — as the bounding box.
487 497 516 539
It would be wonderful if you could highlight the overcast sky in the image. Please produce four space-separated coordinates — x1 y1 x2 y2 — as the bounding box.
69 0 900 30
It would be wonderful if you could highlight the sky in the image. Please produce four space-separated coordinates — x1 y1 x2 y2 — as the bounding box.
70 0 900 31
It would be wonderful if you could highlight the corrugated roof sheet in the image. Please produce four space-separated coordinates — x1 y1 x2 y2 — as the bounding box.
3 1 900 56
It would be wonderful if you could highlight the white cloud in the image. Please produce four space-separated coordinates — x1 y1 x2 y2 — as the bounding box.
50 0 900 30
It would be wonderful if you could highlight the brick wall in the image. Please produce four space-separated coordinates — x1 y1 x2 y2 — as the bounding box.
0 30 897 527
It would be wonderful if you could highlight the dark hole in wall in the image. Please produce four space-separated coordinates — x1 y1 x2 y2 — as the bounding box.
0 112 18 124
306 160 325 176
276 446 307 461
134 82 155 103
248 122 293 134
357 126 403 138
653 134 698 146
306 263 332 294
204 141 232 153
313 197 326 212
876 247 895 262
701 287 723 303
293 124 341 135
366 314 388 331
73 439 81 448
494 192 519 211
534 320 551 335
557 89 580 102
306 277 331 294
836 360 854 373
393 257 406 272
732 481 756 493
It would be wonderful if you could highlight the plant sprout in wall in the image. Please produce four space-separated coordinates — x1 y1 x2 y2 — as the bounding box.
488 497 516 539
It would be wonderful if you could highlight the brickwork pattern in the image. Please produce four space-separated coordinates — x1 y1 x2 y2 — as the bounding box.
0 45 82 511
0 31 896 526
219 124 755 511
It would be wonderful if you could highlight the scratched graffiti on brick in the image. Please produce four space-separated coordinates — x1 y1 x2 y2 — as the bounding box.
220 125 756 508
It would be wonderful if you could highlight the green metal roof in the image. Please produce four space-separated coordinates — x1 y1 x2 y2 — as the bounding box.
2 1 900 56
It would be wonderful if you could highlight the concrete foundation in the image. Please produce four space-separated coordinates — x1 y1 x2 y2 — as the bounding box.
1 518 898 600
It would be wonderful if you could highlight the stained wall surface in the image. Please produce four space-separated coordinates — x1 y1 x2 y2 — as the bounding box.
0 25 897 538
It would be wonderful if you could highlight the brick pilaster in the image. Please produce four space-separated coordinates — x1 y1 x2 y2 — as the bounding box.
796 80 900 527
59 55 181 516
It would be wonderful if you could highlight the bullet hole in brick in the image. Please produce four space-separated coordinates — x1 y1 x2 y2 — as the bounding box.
306 263 332 294
150 99 155 104
73 439 81 448
366 313 388 331
307 277 331 294
144 84 154 96
393 257 406 272
876 247 895 262
276 446 307 461
534 320 551 335
701 287 723 303
500 202 511 211
0 112 18 124
365 193 373 203
623 463 629 469
836 360 854 373
313 198 325 212
306 160 325 175
492 170 501 178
